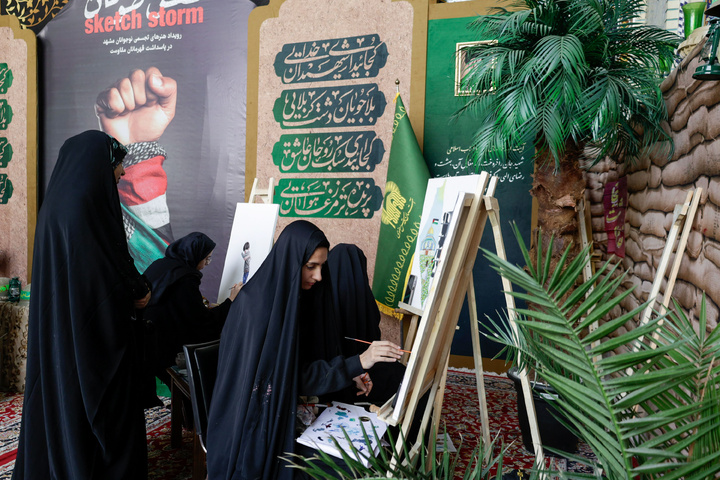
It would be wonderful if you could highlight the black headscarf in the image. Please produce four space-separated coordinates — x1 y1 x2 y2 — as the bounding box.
207 220 330 480
327 244 382 358
144 231 215 304
109 136 128 168
306 243 400 408
13 130 150 480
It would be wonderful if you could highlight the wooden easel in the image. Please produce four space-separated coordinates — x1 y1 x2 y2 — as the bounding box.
627 188 701 414
577 197 603 361
375 172 550 469
468 178 545 464
248 177 275 204
638 188 702 339
395 177 545 464
396 302 423 367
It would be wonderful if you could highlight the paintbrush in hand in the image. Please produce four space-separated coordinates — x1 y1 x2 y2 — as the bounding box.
344 336 412 354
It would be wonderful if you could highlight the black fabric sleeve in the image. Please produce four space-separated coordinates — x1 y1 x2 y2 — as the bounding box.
173 277 231 341
298 354 364 397
118 249 150 300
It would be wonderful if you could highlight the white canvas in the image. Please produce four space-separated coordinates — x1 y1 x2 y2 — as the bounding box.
296 401 387 467
217 203 279 302
402 174 486 310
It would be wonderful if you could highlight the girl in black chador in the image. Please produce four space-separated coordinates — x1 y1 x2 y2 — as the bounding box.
143 231 242 396
310 243 407 407
13 131 152 480
207 221 403 480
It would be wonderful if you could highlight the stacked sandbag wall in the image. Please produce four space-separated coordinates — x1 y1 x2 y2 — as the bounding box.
584 43 720 334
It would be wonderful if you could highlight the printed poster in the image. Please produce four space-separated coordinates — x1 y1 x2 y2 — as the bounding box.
38 0 267 300
603 176 627 258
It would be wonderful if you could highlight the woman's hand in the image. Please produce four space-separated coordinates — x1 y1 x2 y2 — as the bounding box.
353 373 372 396
229 282 243 301
134 290 151 309
359 341 402 369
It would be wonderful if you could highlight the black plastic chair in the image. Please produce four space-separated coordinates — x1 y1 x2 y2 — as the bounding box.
183 339 220 455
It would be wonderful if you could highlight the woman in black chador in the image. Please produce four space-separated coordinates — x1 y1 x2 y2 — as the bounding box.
315 243 407 406
207 221 402 480
143 231 242 393
12 131 152 480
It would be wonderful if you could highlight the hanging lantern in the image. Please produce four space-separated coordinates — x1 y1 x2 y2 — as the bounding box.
8 277 21 303
693 1 720 80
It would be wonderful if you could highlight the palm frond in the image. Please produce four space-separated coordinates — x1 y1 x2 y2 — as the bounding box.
459 0 681 169
482 224 720 479
285 424 525 480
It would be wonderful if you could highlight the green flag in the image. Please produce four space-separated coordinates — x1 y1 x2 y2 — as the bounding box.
372 94 430 318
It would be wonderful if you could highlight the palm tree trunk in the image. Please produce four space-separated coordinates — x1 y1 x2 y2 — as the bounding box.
530 142 586 271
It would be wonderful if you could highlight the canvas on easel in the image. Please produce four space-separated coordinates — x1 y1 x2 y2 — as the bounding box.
386 172 549 468
217 202 279 302
402 175 488 310
377 172 494 459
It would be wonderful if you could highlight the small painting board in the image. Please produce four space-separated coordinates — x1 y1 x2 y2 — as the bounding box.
217 202 279 302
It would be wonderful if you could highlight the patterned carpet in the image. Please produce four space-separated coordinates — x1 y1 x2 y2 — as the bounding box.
441 369 596 476
0 394 193 480
0 368 595 479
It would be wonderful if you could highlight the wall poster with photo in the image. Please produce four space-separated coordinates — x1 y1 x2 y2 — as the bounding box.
217 203 279 303
402 174 486 311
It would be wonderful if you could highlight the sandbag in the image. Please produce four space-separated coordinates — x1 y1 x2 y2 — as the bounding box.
705 177 720 207
624 274 642 294
672 280 697 311
586 158 614 173
660 65 677 93
590 203 604 217
686 230 703 259
638 210 669 238
647 139 675 168
593 232 608 245
648 166 662 189
693 202 720 243
588 187 603 204
625 207 642 229
640 233 666 255
663 144 720 187
702 240 720 268
705 300 719 331
628 185 697 213
624 237 650 264
586 174 603 191
704 103 720 140
663 80 685 117
633 261 653 283
670 129 691 161
677 256 720 307
627 169 649 192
